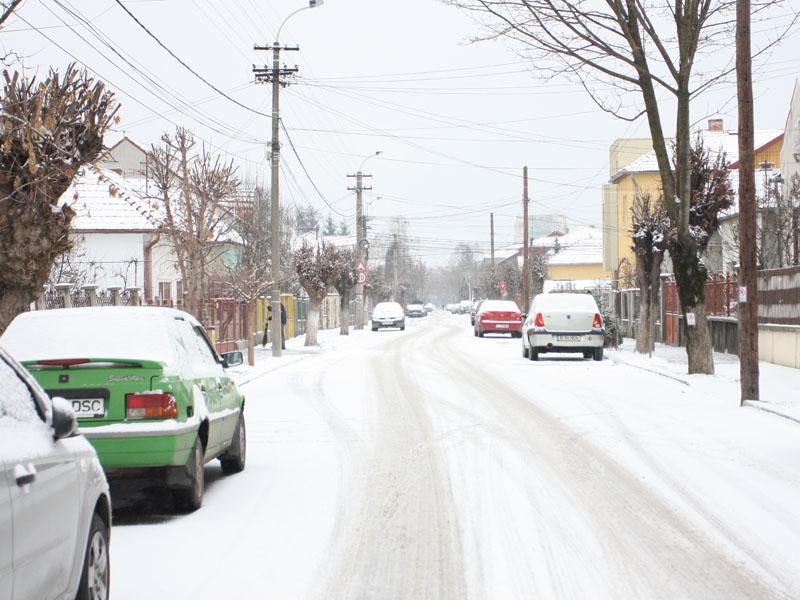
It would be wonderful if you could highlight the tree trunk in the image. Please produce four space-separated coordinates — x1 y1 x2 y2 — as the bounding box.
305 295 323 347
672 238 715 374
245 299 255 367
0 289 32 335
635 257 652 354
339 291 350 336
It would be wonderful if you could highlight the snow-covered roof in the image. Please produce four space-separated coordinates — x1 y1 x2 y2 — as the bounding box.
61 167 158 232
546 226 603 266
543 279 610 292
611 128 783 182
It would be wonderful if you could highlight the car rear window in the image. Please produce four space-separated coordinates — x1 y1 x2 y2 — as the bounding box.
374 303 403 317
479 300 520 313
1 309 178 365
534 293 599 312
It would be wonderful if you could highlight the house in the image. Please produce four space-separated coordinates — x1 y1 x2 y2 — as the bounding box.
540 226 610 290
97 136 151 179
602 120 783 278
780 80 800 264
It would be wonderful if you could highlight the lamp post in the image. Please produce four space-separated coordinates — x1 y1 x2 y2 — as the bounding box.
349 151 381 330
258 0 323 357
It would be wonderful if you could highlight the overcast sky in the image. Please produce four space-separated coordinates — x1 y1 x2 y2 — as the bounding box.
3 0 799 265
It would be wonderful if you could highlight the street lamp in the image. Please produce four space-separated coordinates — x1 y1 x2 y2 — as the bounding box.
350 151 382 330
263 0 324 357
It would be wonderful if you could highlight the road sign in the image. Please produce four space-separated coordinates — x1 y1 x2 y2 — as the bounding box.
498 280 507 292
356 260 367 274
357 272 367 285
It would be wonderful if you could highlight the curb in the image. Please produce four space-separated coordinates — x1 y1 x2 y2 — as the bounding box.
608 354 691 386
742 400 800 425
235 354 311 387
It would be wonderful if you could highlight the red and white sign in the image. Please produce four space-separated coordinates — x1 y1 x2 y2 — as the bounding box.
498 281 507 292
357 272 367 285
356 260 368 274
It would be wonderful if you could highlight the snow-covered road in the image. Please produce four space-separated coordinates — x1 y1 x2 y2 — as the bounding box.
110 313 800 599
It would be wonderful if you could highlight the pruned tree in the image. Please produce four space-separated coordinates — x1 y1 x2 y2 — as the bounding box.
790 173 800 265
331 246 358 336
0 1 23 29
0 65 118 332
148 127 239 320
631 192 669 354
448 0 793 373
294 241 338 346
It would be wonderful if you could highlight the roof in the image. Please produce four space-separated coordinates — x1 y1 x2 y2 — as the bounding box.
546 226 603 266
295 231 357 251
60 167 158 232
611 128 783 183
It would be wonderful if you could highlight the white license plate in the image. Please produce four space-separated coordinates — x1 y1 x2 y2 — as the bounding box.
496 324 509 328
72 399 105 419
556 335 581 342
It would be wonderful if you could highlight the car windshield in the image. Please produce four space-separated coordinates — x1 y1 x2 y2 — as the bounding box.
533 293 598 312
373 303 403 317
1 308 178 365
479 300 520 314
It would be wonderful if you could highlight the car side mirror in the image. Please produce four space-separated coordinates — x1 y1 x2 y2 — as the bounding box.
51 397 78 440
221 350 244 368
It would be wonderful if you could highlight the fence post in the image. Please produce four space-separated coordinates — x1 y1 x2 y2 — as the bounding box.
55 283 73 308
35 287 47 311
129 288 141 306
82 284 99 307
108 286 122 306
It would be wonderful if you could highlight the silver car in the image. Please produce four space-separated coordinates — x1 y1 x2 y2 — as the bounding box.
522 293 605 361
0 347 111 600
371 302 406 331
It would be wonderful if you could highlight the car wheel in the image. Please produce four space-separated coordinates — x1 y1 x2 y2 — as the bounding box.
76 513 110 600
372 326 378 332
400 325 405 331
220 413 246 474
522 346 529 358
593 347 604 361
174 436 204 512
478 330 484 337
473 329 478 337
583 350 592 359
529 349 539 361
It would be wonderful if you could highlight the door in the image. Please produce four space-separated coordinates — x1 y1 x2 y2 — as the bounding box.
0 464 12 600
0 356 81 600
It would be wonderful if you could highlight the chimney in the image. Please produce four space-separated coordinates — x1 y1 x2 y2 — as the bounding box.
708 119 724 132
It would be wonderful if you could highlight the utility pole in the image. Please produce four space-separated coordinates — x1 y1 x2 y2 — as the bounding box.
736 0 759 403
522 166 530 312
490 212 495 285
347 170 373 329
254 45 298 357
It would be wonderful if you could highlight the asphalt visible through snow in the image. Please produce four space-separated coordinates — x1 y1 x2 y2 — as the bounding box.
109 312 800 600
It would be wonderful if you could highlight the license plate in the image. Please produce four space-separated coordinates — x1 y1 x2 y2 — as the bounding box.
497 324 509 328
556 335 581 342
71 398 105 419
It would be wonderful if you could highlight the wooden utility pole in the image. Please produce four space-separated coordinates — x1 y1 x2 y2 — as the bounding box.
736 0 759 403
522 166 530 311
347 171 373 329
490 212 495 280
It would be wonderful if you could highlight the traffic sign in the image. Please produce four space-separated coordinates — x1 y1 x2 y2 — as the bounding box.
498 280 507 292
357 272 367 284
356 260 367 274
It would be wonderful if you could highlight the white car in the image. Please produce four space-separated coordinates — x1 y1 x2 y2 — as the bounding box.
371 302 406 331
0 346 111 600
423 303 435 313
522 293 605 361
405 303 426 318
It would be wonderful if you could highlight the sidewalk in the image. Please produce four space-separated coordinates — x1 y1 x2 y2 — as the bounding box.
608 341 800 424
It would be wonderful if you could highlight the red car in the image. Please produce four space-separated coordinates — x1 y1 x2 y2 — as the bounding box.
474 300 523 337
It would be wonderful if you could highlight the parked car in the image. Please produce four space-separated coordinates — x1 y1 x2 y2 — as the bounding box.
474 300 523 337
522 292 605 361
406 302 426 318
469 299 483 326
423 302 435 313
371 302 406 330
459 300 473 314
0 346 112 600
1 307 247 512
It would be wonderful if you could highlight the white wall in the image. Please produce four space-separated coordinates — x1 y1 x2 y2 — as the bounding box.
71 232 146 289
780 81 800 198
150 239 181 303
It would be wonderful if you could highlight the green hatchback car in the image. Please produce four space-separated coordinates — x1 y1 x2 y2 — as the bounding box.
1 306 246 511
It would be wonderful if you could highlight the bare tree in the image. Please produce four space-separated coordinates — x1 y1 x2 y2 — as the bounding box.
331 246 358 336
0 65 118 332
0 1 23 29
448 0 794 373
631 192 669 354
294 241 338 346
147 127 239 319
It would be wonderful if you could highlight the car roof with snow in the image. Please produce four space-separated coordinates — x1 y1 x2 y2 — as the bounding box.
478 300 520 313
531 293 599 311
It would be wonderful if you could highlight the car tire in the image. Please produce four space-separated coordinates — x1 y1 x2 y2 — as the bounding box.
593 347 604 361
174 437 204 512
400 325 405 331
76 513 110 600
522 346 529 358
473 329 478 337
220 413 246 474
583 350 592 359
372 326 378 332
529 349 539 361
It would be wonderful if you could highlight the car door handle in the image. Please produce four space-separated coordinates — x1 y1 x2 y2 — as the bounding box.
14 464 36 487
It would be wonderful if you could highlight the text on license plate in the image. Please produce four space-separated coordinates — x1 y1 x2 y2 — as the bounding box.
496 324 509 328
72 399 105 419
556 335 581 342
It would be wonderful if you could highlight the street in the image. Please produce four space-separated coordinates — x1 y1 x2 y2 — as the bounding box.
109 312 800 600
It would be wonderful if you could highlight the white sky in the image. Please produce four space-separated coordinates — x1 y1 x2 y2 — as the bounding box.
2 0 799 265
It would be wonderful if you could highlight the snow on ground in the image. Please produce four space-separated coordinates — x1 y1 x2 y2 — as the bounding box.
109 313 800 600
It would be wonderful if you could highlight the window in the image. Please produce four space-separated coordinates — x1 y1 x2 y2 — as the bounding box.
175 280 183 305
0 358 40 425
158 281 172 305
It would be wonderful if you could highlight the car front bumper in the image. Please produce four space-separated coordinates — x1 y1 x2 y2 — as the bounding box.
373 319 404 328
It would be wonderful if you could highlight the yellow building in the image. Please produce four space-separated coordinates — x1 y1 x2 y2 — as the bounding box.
539 226 611 290
602 119 784 280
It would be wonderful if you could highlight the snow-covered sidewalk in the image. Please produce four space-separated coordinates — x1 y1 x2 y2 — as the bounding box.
609 341 800 423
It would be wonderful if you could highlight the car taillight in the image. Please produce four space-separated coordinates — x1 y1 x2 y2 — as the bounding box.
37 359 90 367
592 313 603 330
126 392 178 420
534 313 545 328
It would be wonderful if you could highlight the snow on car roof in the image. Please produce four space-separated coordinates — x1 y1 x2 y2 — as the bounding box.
373 302 403 315
479 300 520 313
532 293 599 311
1 307 197 366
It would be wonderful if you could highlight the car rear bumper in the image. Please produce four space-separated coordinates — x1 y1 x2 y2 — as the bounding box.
81 420 198 468
481 322 522 333
527 331 604 351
